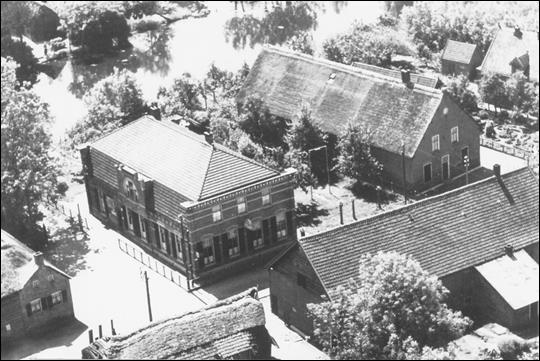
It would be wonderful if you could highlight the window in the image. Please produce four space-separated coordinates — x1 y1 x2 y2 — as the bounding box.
47 274 54 282
127 209 134 231
261 188 271 205
106 196 116 217
251 221 263 249
227 229 240 257
124 178 138 201
297 273 307 288
442 155 450 180
174 233 183 261
201 238 215 265
51 290 63 305
140 217 147 239
451 126 459 143
5 324 11 332
159 226 168 252
237 197 246 214
32 280 39 288
212 205 222 222
431 134 440 151
30 299 42 313
98 189 106 213
276 212 287 240
424 163 432 183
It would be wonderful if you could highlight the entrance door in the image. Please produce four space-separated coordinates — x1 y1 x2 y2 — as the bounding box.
442 155 450 180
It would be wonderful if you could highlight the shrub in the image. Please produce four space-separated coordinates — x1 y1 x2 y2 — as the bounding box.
56 182 69 196
496 336 529 360
478 110 490 120
132 18 163 33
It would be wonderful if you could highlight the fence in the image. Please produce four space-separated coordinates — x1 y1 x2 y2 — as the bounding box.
52 201 91 232
480 136 539 166
117 238 189 290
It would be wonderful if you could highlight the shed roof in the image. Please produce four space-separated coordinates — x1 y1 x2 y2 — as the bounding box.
90 116 280 201
81 288 266 359
283 168 539 295
238 46 446 157
475 249 539 310
480 27 539 82
441 40 478 64
1 229 70 298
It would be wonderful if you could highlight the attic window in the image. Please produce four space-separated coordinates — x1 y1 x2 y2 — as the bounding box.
329 73 336 80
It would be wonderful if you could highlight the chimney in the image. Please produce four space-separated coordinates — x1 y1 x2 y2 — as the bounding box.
204 131 213 145
493 164 501 177
34 252 45 267
514 26 522 38
401 69 411 85
504 244 514 257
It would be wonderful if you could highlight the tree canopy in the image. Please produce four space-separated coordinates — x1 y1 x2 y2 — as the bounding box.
308 251 472 360
443 75 478 114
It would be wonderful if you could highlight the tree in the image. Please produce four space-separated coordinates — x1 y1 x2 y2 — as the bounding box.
285 31 314 55
307 252 472 360
505 71 537 117
1 57 60 249
336 122 383 185
1 1 32 41
443 75 478 113
157 73 204 118
286 149 318 192
68 68 145 146
238 96 288 148
286 106 326 152
479 72 510 111
0 36 39 86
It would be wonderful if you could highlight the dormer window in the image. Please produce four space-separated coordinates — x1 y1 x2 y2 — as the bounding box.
123 178 138 201
212 205 222 222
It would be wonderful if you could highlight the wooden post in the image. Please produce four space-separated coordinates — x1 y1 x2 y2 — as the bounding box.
143 271 153 322
110 319 116 336
402 144 407 204
376 186 382 210
98 325 103 339
352 199 357 220
339 202 343 225
88 329 94 344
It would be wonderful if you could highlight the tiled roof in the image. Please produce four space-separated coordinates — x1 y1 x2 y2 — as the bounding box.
480 27 539 82
296 168 539 294
475 250 538 310
1 229 70 298
238 46 445 157
351 62 441 88
90 116 280 201
82 288 267 359
441 40 478 64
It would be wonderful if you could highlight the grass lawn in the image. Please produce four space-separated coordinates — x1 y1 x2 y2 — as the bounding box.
294 177 406 237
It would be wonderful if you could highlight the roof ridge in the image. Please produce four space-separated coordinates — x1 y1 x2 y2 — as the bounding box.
197 147 217 200
299 167 534 245
263 46 443 97
88 116 152 147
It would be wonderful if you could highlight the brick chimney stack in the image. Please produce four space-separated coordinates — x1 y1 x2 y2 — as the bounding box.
514 26 522 38
34 252 44 266
204 131 213 145
493 164 501 177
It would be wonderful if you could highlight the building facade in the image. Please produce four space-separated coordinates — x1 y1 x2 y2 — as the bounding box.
81 117 297 287
1 230 74 342
268 167 539 335
441 40 483 78
238 46 481 194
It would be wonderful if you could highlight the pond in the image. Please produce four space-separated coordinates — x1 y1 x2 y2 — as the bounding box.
33 1 385 139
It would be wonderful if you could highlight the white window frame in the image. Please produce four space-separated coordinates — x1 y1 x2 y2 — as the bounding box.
5 324 11 332
174 233 183 261
30 298 42 313
127 209 134 231
276 212 287 240
51 290 63 305
140 217 147 239
431 134 440 151
237 197 246 214
32 280 39 288
212 205 222 222
451 126 459 143
124 178 138 201
202 238 215 265
423 162 432 183
159 226 168 252
227 229 240 257
261 188 271 205
47 274 54 281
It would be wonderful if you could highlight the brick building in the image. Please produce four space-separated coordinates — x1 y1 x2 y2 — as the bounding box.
441 40 483 78
268 166 539 334
1 230 74 342
80 116 297 287
480 27 539 82
238 46 481 194
82 288 271 359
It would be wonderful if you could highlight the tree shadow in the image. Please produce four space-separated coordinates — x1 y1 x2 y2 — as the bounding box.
43 222 91 277
0 318 87 360
349 182 398 204
199 266 269 301
295 201 329 227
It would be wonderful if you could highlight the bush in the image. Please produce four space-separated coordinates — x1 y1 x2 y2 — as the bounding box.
132 18 163 33
56 182 69 196
485 122 496 139
496 336 529 360
478 110 490 120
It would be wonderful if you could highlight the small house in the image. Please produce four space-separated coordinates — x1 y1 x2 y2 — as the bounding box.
441 40 483 78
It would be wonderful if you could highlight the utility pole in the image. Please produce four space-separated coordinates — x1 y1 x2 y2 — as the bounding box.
401 143 407 204
308 145 332 195
142 270 153 322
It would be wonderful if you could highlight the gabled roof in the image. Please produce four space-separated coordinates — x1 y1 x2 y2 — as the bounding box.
441 40 478 64
480 27 539 82
475 249 538 310
1 229 70 298
81 288 267 360
238 46 445 157
351 61 442 88
90 116 280 201
282 168 538 295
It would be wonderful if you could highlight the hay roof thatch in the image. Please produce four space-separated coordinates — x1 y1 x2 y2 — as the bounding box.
82 288 267 359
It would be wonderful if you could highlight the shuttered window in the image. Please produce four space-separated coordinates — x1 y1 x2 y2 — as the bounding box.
30 299 42 313
52 291 63 305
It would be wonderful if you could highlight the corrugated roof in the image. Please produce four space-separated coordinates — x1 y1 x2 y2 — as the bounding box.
441 40 478 64
90 116 279 201
1 229 70 298
82 289 266 359
480 27 539 82
238 46 444 157
296 168 539 294
351 61 441 88
475 250 538 310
